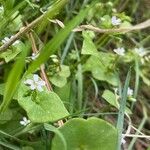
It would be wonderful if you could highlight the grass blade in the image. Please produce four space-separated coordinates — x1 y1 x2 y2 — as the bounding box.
27 3 93 74
117 68 131 150
0 44 29 113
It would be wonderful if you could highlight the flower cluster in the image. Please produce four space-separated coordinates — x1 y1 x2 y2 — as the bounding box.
24 74 46 92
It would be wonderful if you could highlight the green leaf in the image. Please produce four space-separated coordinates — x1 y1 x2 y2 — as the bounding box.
50 65 70 87
84 55 118 86
18 75 69 123
27 4 92 74
102 90 119 108
59 65 70 77
50 75 67 88
81 31 98 56
52 117 117 150
0 108 13 124
117 69 131 150
0 47 21 63
102 90 132 114
0 43 29 113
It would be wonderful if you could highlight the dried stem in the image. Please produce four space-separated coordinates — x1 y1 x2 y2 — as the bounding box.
27 30 64 127
74 19 150 33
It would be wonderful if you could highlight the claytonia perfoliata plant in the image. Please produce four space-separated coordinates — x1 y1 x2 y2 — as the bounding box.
20 117 30 126
2 36 20 46
113 47 125 56
24 74 46 92
111 16 121 26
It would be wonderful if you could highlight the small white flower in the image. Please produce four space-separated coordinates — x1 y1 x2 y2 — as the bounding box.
20 117 30 126
134 47 146 57
127 87 133 96
2 36 20 46
31 53 38 60
113 47 125 56
24 74 46 92
111 16 121 26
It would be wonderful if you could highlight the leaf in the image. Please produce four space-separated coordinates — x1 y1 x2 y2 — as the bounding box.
102 90 119 108
51 117 117 150
0 43 29 113
0 108 13 124
0 47 21 63
17 75 69 123
59 65 70 77
27 4 92 74
102 90 132 114
81 31 98 56
117 69 131 150
50 75 67 88
83 55 118 86
50 65 70 87
54 82 71 103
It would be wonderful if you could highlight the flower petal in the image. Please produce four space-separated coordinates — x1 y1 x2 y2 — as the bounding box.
24 79 33 85
33 74 39 82
30 84 36 90
38 80 46 86
20 121 25 126
37 85 43 92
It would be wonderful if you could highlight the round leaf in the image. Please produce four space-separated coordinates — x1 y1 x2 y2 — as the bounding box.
52 117 117 150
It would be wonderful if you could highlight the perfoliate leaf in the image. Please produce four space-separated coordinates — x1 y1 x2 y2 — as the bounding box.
52 117 117 150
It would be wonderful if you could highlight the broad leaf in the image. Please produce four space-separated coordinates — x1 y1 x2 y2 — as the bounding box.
102 90 119 108
81 31 98 56
17 75 69 123
52 117 117 150
83 54 118 86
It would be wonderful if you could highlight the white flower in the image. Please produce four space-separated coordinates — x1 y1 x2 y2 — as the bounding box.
2 36 20 46
127 87 133 96
24 74 46 92
31 53 38 60
111 16 121 26
134 47 146 57
20 117 30 126
113 47 125 56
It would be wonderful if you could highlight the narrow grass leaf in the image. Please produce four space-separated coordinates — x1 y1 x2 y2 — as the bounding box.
0 44 29 113
27 4 92 74
117 68 131 150
0 140 20 150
